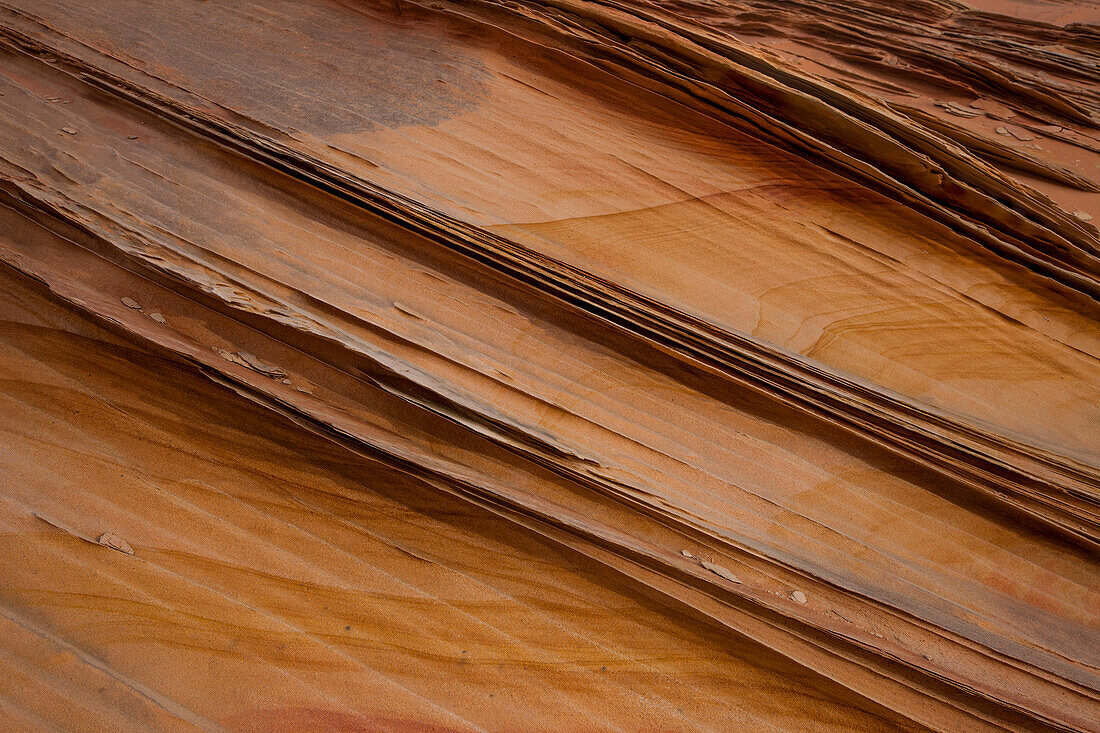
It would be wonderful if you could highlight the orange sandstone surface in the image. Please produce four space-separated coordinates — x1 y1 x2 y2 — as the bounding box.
0 0 1097 730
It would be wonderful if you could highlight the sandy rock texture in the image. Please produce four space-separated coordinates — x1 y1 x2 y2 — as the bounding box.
0 0 1097 730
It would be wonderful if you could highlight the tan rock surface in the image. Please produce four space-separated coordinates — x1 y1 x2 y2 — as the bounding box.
0 0 1097 729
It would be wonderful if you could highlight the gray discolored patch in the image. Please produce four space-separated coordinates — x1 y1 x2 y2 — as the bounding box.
42 0 490 133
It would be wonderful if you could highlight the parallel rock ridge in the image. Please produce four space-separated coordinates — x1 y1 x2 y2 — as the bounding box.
0 0 1096 730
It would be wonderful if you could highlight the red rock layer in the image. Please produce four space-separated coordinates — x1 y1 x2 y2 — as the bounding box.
0 0 1096 730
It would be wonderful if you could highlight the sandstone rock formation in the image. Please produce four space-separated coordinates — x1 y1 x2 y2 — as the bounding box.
0 0 1097 729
